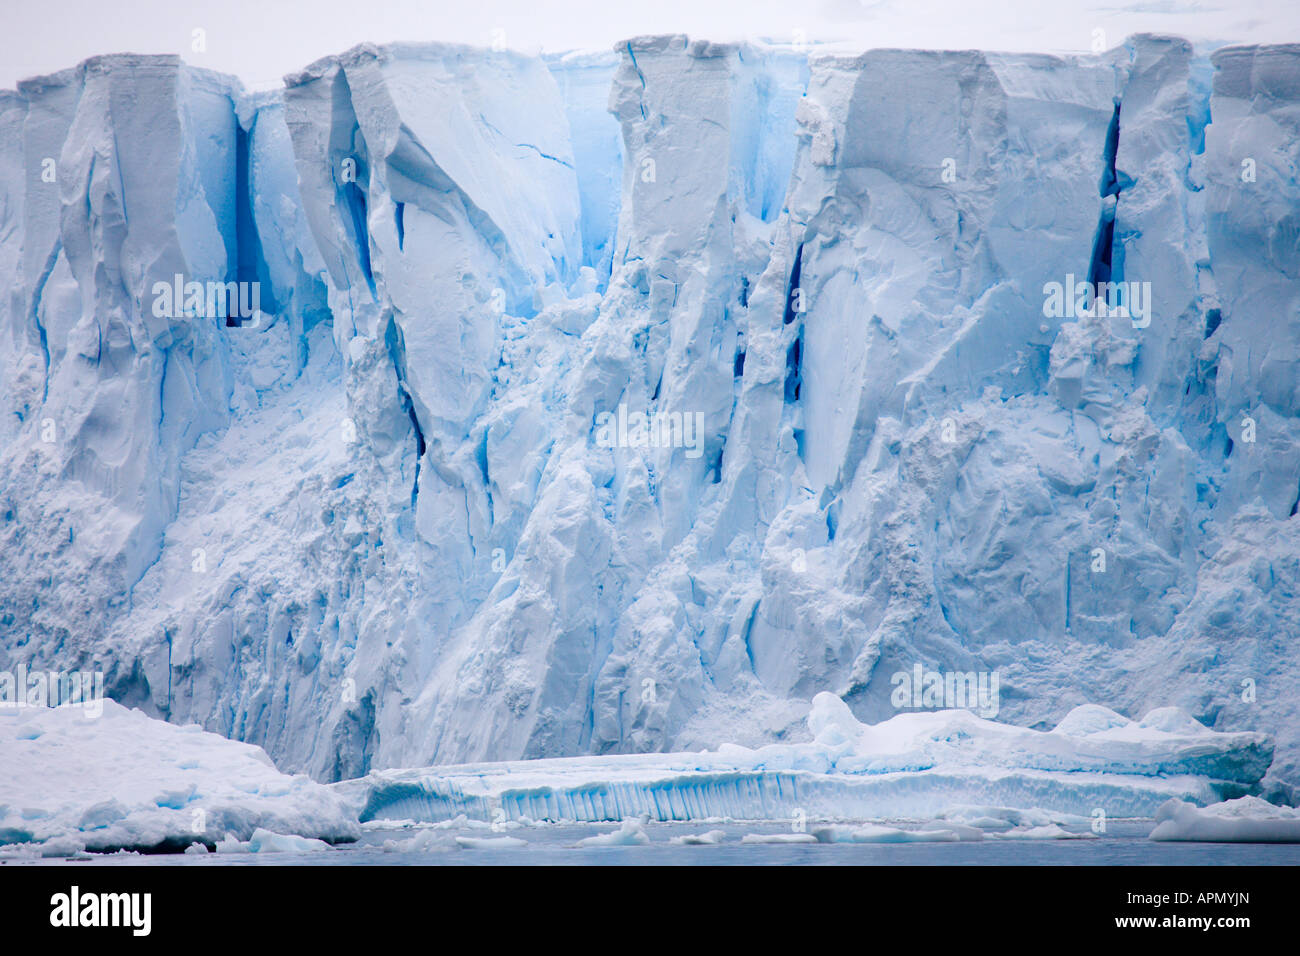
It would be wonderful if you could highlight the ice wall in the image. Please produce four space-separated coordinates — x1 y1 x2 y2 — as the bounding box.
1 36 1297 796
0 56 241 650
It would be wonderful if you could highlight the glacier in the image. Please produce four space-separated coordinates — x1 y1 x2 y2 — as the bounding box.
1 33 1299 812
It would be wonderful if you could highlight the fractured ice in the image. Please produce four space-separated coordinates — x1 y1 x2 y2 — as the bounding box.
1 36 1298 806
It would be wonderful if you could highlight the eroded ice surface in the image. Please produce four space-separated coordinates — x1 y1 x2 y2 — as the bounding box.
0 37 1298 801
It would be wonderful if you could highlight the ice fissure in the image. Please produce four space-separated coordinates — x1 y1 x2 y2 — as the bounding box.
1087 100 1125 292
1 36 1299 800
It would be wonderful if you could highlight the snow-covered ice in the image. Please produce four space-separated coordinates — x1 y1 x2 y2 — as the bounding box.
1148 796 1300 842
0 700 358 854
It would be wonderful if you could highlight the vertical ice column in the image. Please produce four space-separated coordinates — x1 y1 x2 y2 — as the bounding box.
0 90 30 441
1204 43 1300 519
546 50 624 283
0 55 240 686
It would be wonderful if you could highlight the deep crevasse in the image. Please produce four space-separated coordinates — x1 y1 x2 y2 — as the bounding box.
0 36 1297 796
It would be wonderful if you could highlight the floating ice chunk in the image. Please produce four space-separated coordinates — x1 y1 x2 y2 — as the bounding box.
671 829 728 845
1148 798 1300 843
937 806 1086 831
0 701 358 852
575 815 651 847
455 835 528 850
247 828 331 853
741 832 818 844
39 836 88 859
917 822 985 841
0 843 42 861
215 834 251 854
814 824 978 844
183 842 209 855
991 825 1096 840
379 828 456 852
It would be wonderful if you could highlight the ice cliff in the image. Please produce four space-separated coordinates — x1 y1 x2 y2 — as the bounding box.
1 36 1297 794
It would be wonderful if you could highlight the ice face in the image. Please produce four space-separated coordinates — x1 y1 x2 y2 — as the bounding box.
1 55 241 646
336 692 1272 824
545 50 623 281
0 36 1298 799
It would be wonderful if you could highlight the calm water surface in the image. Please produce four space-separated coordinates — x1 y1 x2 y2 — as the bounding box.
12 821 1300 866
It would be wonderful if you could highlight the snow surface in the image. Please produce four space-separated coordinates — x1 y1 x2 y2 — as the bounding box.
1 34 1299 805
0 700 359 853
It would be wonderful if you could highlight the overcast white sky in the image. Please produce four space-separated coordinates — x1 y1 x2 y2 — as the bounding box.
2 0 1297 90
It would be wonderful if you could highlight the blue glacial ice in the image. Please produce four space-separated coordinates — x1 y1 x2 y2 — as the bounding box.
333 693 1272 824
0 35 1298 814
